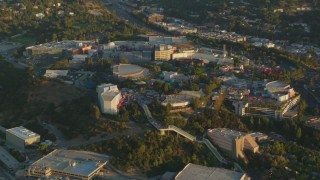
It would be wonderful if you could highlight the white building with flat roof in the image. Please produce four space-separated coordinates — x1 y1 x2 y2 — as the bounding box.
26 149 109 179
44 70 69 78
6 126 40 150
70 54 88 64
97 84 123 115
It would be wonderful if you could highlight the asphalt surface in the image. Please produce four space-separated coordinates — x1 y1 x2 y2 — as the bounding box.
102 0 166 35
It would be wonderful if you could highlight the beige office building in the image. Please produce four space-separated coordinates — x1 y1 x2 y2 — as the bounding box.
6 126 40 150
154 44 174 61
207 128 259 161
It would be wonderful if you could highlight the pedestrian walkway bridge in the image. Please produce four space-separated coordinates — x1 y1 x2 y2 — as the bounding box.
198 138 228 164
161 125 197 141
140 102 228 164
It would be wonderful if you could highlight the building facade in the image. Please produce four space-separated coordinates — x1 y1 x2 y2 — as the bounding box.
97 84 124 115
207 128 259 161
154 44 174 61
6 126 40 150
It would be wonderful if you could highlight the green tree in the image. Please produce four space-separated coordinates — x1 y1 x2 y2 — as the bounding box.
120 58 129 64
163 83 170 94
298 100 306 121
138 144 146 155
165 103 172 114
153 65 161 72
191 98 202 109
296 128 302 140
90 104 100 120
250 116 254 129
214 93 225 111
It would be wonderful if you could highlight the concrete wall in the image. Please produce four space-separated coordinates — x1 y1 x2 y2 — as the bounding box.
6 132 25 150
6 132 40 150
155 49 174 61
100 93 122 115
233 137 244 159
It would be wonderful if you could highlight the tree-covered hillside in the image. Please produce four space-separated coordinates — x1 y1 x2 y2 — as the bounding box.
0 0 143 43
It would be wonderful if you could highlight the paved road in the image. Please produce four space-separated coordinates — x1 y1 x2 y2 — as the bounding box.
102 0 166 35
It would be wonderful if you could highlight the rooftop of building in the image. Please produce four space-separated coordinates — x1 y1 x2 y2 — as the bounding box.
179 90 204 98
265 81 290 93
44 70 69 77
162 96 189 104
28 149 109 177
97 83 119 94
155 44 173 51
6 126 40 140
102 92 121 101
306 117 320 130
250 132 268 138
208 128 247 140
112 64 146 77
97 83 117 89
148 36 188 45
175 163 246 180
26 40 94 50
162 71 178 76
72 54 89 58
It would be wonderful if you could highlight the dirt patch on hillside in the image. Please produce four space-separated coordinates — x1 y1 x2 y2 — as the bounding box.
28 81 84 106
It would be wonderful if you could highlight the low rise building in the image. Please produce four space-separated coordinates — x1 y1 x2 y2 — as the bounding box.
179 90 205 99
161 71 189 83
161 90 204 108
26 149 109 179
6 126 40 150
172 48 233 65
175 163 249 180
265 81 296 102
306 117 320 131
35 13 45 19
148 13 164 23
112 64 149 79
250 132 269 142
70 54 88 64
233 80 300 120
149 36 188 45
44 70 69 78
97 84 124 115
24 40 94 57
161 96 190 108
207 128 259 161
